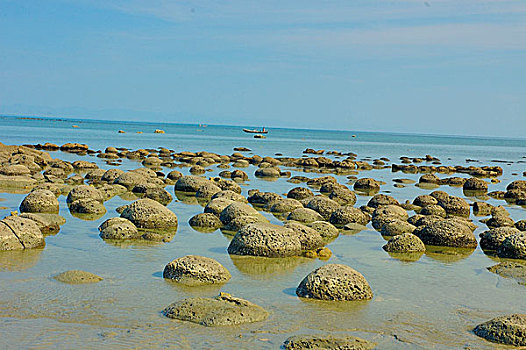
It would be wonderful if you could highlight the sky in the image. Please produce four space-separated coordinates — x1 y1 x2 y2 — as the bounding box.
0 0 525 137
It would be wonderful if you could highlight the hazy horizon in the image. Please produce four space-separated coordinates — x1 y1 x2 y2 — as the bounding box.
1 1 525 137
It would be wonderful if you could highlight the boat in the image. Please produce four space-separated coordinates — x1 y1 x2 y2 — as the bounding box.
243 127 268 134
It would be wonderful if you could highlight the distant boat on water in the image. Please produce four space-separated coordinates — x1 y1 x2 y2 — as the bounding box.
243 127 268 134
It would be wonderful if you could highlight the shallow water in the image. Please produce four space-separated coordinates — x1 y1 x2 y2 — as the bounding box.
1 116 526 349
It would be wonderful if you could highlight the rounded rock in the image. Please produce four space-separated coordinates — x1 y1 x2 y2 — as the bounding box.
163 255 231 285
20 189 59 214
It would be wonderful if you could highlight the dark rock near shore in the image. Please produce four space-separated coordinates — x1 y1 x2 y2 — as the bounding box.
497 232 526 259
414 219 477 248
189 213 222 231
474 314 526 346
480 227 520 252
283 334 375 350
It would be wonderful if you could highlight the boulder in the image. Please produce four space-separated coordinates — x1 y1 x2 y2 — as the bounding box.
175 175 212 193
329 206 369 227
163 255 231 285
420 204 446 218
287 187 314 200
163 293 268 326
227 223 302 257
211 190 247 203
413 195 438 207
498 232 526 259
66 185 104 204
480 227 520 251
204 198 234 217
19 189 59 213
284 221 325 250
19 213 61 235
463 177 488 192
474 314 526 346
0 216 45 250
120 198 178 229
383 233 425 252
413 219 477 248
353 178 380 192
219 202 260 225
380 220 416 236
308 221 340 240
99 217 140 240
296 264 373 301
372 205 407 220
328 187 357 206
195 183 222 199
437 196 470 217
69 198 106 215
223 215 268 232
287 208 324 224
367 194 399 208
306 196 340 220
270 198 303 213
255 167 280 178
189 213 222 230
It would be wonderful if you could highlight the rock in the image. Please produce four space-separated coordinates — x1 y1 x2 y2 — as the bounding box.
430 190 449 202
53 270 103 284
383 233 425 252
516 220 526 231
97 184 127 200
474 314 526 346
371 215 401 231
284 221 325 250
248 191 282 205
223 215 268 232
419 173 440 184
204 198 234 217
380 220 416 236
0 164 31 176
227 223 302 257
69 198 106 215
306 196 340 220
283 335 375 350
0 216 45 250
287 208 324 224
329 206 369 227
413 195 438 207
486 215 515 229
353 178 380 192
287 187 314 200
19 213 60 235
72 160 97 169
488 261 526 285
141 187 172 206
413 219 477 248
270 198 303 213
19 189 59 213
372 205 407 220
189 213 222 230
166 170 183 181
329 187 357 206
99 217 140 240
420 204 446 217
163 293 268 326
189 165 206 175
163 255 231 285
100 169 125 183
498 232 526 259
219 202 260 224
437 196 470 217
113 172 149 189
211 190 247 203
230 169 248 181
473 201 493 216
463 177 488 192
84 168 106 181
308 221 340 240
480 227 520 251
296 264 373 301
507 180 526 192
120 198 178 229
255 167 280 178
175 176 213 193
367 194 399 208
66 185 104 204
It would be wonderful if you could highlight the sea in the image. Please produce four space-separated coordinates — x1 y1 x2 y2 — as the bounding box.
0 115 525 349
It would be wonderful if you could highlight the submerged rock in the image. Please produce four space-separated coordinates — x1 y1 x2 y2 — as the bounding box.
474 314 526 346
163 293 268 326
163 255 231 285
296 264 373 301
283 334 375 350
53 270 103 284
488 261 526 286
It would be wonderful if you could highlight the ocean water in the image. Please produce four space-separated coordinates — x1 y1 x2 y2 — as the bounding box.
0 116 525 349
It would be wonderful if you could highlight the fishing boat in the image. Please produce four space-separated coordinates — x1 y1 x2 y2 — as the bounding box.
243 127 268 134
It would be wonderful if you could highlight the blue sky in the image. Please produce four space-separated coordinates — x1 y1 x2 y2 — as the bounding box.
1 0 525 136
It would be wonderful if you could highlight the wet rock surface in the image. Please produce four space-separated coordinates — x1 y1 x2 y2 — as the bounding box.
53 270 103 284
283 334 376 350
474 314 526 346
163 255 231 285
163 293 268 326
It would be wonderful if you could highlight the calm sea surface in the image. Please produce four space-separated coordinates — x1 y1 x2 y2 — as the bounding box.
0 116 525 349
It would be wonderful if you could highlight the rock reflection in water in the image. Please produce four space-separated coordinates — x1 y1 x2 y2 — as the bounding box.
230 255 311 279
0 248 43 271
386 251 424 263
424 245 475 263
